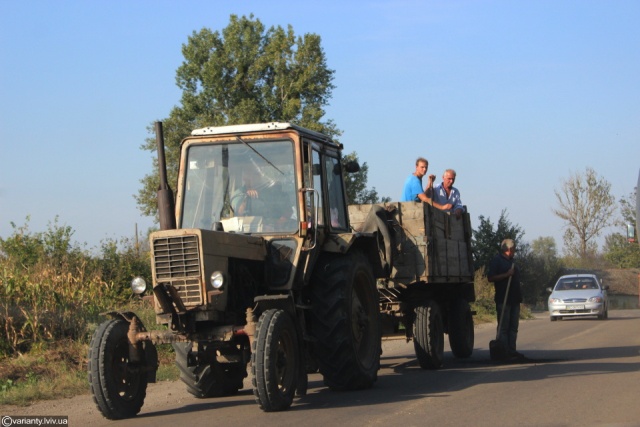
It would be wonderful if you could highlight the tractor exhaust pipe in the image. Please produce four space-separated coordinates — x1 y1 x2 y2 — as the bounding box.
155 121 176 230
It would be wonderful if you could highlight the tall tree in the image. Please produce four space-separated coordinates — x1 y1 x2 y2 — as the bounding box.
525 236 563 303
530 237 561 277
472 209 525 271
603 233 640 268
553 167 615 258
342 152 390 204
136 15 338 217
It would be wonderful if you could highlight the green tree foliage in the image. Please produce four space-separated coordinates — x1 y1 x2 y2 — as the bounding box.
525 237 563 305
618 189 638 228
472 212 557 306
603 233 640 268
471 209 525 271
553 167 615 259
0 216 81 270
603 189 640 267
136 15 339 217
342 152 390 204
98 238 152 290
617 188 638 245
530 237 562 281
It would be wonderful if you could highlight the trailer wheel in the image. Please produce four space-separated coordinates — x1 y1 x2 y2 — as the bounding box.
448 298 474 358
173 342 245 398
88 319 147 420
252 309 299 412
310 252 381 390
413 300 444 369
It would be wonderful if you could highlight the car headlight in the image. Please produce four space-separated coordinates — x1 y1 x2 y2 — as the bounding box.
589 296 603 303
211 271 224 289
549 298 562 304
131 277 147 295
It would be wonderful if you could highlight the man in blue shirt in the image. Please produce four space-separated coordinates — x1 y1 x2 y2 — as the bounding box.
401 157 434 202
428 169 465 218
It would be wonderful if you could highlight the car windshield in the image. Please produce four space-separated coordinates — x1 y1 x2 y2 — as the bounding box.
554 278 599 291
180 139 298 233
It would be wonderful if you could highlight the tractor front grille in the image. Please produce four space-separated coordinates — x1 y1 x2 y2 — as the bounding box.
153 234 203 306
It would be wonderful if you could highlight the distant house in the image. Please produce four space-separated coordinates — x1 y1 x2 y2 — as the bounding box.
600 268 640 309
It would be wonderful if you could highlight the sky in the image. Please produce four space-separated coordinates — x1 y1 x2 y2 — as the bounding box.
1 0 639 254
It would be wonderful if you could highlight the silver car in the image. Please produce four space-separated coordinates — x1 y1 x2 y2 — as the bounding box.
547 274 609 321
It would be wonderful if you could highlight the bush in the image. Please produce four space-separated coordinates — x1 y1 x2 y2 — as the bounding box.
472 267 534 324
0 218 151 356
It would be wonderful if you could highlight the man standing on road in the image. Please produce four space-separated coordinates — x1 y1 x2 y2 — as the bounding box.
487 238 524 360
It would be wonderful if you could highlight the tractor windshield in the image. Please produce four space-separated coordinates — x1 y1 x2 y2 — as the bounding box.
180 139 298 233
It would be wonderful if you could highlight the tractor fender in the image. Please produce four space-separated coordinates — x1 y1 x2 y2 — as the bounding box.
352 205 394 278
253 294 297 318
348 234 387 278
102 311 158 383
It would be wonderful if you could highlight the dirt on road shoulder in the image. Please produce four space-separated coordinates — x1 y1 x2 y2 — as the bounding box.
0 380 185 426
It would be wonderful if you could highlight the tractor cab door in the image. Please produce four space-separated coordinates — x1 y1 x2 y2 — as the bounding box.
301 141 349 248
323 155 349 231
302 144 324 250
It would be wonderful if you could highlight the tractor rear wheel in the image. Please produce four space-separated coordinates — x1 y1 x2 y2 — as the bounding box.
173 342 245 398
310 252 381 390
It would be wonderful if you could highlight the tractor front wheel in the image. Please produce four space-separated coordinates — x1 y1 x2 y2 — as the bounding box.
88 319 147 420
252 309 299 412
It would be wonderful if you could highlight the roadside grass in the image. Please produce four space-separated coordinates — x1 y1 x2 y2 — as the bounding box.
0 339 89 406
0 305 179 407
472 299 535 324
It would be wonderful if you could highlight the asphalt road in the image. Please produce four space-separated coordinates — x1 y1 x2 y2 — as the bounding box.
4 310 640 427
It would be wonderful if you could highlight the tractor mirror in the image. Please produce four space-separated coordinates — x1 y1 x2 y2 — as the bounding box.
344 160 360 173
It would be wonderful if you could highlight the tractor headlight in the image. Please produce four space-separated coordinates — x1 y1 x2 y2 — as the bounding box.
131 277 147 295
211 271 224 289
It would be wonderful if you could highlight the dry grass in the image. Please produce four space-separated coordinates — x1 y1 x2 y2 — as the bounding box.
0 339 87 406
0 318 178 407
